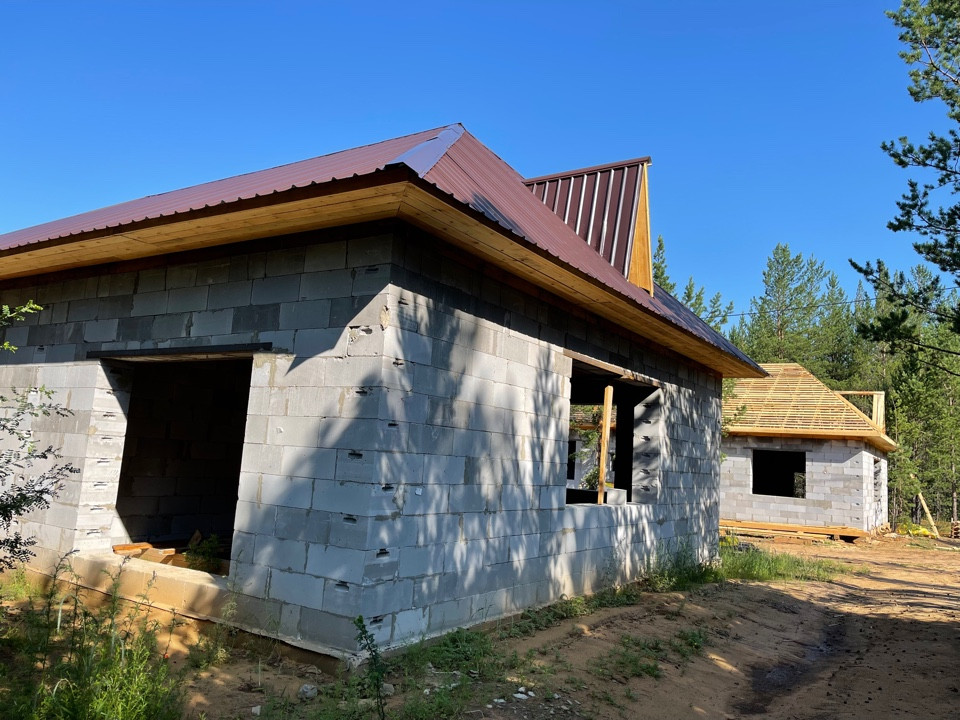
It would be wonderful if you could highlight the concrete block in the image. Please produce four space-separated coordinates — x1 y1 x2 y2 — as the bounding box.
83 319 118 343
393 608 428 643
279 300 331 330
304 241 347 272
231 561 269 596
293 328 347 358
398 544 445 578
254 536 307 573
131 291 168 317
307 545 366 584
383 328 433 364
265 248 306 277
167 286 208 313
239 473 315 510
280 446 336 480
207 281 252 309
252 276 300 305
401 485 448 516
299 270 353 300
190 309 234 336
275 507 332 544
330 295 387 327
232 304 281 333
422 455 465 485
427 597 474 633
270 569 324 609
233 501 277 535
297 607 360 650
266 415 320 448
164 264 197 289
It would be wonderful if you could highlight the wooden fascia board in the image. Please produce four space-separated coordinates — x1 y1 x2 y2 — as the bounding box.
0 166 759 379
0 169 412 281
726 427 897 453
397 181 760 378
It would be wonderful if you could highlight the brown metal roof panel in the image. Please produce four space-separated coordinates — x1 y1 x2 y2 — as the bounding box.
0 126 450 251
524 158 646 278
420 131 757 370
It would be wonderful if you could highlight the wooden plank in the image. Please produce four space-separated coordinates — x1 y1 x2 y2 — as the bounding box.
140 547 176 563
917 492 941 538
597 384 614 505
720 518 868 538
112 542 152 556
562 350 661 388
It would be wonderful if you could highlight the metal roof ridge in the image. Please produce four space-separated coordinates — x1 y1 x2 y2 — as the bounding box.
523 156 652 185
384 124 465 177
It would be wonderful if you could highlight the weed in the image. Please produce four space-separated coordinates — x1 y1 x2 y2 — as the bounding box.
189 586 238 669
354 616 387 720
719 544 848 581
8 558 187 720
596 635 663 680
183 534 223 574
0 565 37 602
670 628 709 661
641 547 722 592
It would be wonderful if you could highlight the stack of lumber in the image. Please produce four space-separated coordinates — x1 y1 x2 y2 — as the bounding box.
719 519 868 542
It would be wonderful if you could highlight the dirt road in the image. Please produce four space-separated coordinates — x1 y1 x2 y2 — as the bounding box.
479 537 960 720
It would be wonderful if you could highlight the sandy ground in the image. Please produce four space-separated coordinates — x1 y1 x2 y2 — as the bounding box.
180 536 960 719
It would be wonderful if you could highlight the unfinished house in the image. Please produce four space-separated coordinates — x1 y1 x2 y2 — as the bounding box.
0 124 762 657
720 363 895 534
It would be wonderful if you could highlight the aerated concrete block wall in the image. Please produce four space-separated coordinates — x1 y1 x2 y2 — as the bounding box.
0 221 723 656
719 436 888 531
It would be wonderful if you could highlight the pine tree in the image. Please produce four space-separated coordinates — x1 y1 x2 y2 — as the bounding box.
730 244 828 364
652 235 676 294
853 0 960 362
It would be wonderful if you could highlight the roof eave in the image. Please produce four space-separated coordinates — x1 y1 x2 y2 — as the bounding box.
0 167 760 378
726 427 897 453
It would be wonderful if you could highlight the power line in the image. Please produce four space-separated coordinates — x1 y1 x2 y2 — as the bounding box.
723 284 960 321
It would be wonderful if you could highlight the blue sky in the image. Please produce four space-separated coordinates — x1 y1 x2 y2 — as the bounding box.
0 1 943 323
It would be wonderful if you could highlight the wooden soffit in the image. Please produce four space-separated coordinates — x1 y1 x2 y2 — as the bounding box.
0 171 758 378
726 427 897 454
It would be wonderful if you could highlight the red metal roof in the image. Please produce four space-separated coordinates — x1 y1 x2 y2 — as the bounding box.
0 124 758 373
0 126 445 252
524 158 648 278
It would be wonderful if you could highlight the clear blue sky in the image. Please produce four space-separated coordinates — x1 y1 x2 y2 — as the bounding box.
0 1 944 324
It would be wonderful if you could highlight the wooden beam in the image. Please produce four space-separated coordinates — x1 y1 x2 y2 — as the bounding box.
626 162 653 295
563 349 661 387
596 384 614 505
917 492 941 538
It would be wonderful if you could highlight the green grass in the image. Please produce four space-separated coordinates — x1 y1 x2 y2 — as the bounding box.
718 544 849 581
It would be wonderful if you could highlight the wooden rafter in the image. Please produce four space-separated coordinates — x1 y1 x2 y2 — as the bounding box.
724 363 896 453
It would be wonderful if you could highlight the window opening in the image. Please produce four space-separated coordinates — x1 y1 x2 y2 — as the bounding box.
112 357 252 574
752 449 806 498
566 360 659 505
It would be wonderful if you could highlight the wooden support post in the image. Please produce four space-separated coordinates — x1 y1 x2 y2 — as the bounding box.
918 492 941 538
597 384 614 505
873 392 885 431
